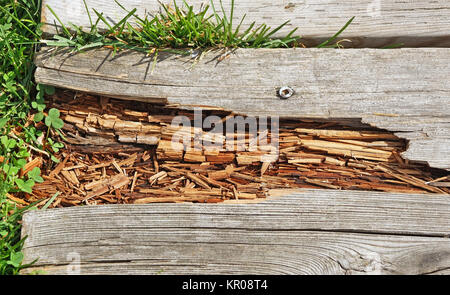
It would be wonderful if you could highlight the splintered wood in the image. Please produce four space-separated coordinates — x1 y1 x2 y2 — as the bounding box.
24 90 449 207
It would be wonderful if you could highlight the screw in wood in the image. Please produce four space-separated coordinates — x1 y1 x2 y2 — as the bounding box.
278 86 294 99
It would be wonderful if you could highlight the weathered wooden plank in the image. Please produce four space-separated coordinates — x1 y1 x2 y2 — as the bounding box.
40 0 450 47
21 189 450 274
35 47 450 169
20 230 450 275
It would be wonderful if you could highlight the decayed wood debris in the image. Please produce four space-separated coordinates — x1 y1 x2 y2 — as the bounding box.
17 89 449 208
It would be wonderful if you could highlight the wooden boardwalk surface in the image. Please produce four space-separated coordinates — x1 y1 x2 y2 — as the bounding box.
22 0 450 275
21 189 450 274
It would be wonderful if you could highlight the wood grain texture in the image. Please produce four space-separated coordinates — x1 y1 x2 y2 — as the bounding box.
40 0 450 47
35 47 450 169
20 189 450 274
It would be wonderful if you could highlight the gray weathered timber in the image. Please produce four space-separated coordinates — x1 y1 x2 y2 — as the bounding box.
35 47 450 169
40 0 450 47
20 189 450 275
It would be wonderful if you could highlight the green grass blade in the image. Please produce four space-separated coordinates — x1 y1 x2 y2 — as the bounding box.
46 5 72 37
317 16 355 48
107 8 137 35
263 20 290 40
232 13 246 40
228 0 234 41
92 9 113 31
82 0 93 28
382 43 404 49
114 0 146 23
42 192 60 210
209 0 222 27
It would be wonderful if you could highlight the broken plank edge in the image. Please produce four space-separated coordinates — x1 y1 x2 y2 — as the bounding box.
35 47 450 170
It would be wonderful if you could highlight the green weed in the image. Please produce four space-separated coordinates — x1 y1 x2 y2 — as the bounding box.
0 0 64 275
43 0 354 54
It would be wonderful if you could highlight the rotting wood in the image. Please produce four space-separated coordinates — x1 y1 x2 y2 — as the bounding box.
20 157 42 177
20 90 448 208
40 0 450 47
34 48 450 170
20 190 450 274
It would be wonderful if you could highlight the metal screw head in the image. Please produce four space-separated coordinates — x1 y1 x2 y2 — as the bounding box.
278 86 294 99
190 49 200 58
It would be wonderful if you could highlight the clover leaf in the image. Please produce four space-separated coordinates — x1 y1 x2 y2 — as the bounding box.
7 252 24 268
3 164 20 176
51 155 60 163
0 117 8 128
28 167 44 183
43 85 55 95
45 108 64 129
1 136 16 151
31 97 46 112
15 178 35 193
15 158 27 170
33 111 44 122
47 138 64 153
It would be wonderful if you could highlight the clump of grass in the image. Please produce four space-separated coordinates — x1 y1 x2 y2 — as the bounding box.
1 0 66 275
44 0 354 53
0 0 43 275
128 0 299 49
